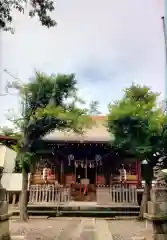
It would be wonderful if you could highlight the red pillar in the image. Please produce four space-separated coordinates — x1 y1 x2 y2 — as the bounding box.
136 160 141 186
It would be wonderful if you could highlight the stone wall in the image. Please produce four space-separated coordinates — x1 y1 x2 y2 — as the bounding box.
145 187 167 240
0 167 11 240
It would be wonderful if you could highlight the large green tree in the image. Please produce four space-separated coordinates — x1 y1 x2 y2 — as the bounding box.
107 84 165 218
0 0 56 31
8 72 93 221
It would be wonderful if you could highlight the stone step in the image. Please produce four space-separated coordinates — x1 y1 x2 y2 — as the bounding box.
11 236 24 239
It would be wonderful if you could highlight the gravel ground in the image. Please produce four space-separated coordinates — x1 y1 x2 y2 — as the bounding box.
9 218 153 240
108 220 153 240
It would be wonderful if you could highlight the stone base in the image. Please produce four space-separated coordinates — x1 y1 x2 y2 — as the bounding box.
151 188 167 203
0 219 10 240
148 201 167 215
11 237 24 239
0 213 12 240
132 237 146 240
153 234 167 240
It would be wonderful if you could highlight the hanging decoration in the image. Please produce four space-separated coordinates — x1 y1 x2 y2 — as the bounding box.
75 160 78 168
72 155 103 168
42 163 50 183
81 161 84 168
68 154 74 166
119 164 127 183
95 154 102 166
43 167 48 183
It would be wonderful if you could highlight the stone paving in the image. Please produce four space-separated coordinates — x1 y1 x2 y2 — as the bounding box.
10 217 153 240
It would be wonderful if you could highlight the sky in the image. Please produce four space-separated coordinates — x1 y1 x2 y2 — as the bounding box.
0 0 165 126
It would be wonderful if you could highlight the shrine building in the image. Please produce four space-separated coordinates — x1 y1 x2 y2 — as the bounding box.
28 116 141 201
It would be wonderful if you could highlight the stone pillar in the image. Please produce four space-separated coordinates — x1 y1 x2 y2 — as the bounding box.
144 187 167 240
0 167 11 240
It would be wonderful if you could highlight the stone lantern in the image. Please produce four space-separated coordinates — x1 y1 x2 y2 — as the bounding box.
144 168 167 240
0 166 11 240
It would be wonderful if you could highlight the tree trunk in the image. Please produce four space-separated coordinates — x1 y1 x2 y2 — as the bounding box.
138 181 151 219
29 160 36 185
19 137 33 221
20 166 29 221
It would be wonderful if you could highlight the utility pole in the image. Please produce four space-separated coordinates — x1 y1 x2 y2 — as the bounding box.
1 69 20 96
0 19 6 96
0 34 11 96
163 0 167 112
0 24 3 95
162 16 167 112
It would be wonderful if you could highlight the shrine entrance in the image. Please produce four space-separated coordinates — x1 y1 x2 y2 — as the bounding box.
67 154 103 201
76 166 85 184
75 159 98 185
75 163 96 184
87 167 96 184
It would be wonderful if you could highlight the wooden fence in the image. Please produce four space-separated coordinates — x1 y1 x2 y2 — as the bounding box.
110 184 138 204
6 184 139 206
28 185 71 204
97 184 138 205
29 184 138 205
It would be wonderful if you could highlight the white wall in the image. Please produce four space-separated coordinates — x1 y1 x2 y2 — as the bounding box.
1 173 30 191
3 146 17 173
0 145 17 173
0 145 6 167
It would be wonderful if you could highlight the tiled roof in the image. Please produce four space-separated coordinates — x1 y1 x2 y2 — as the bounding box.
43 116 114 142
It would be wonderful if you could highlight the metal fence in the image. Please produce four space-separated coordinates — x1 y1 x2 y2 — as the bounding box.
28 185 71 205
97 184 138 205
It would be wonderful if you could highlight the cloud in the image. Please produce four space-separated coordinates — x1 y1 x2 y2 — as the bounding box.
0 0 165 125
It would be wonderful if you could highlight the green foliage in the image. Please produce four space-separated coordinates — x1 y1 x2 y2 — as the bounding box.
0 0 56 32
107 84 164 168
89 101 101 115
18 152 35 172
0 126 15 136
0 126 23 150
7 72 93 170
14 158 22 173
158 117 167 158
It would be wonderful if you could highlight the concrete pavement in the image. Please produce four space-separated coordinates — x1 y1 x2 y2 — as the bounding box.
10 217 152 239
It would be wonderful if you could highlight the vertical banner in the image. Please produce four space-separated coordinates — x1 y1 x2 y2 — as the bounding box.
164 0 167 107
